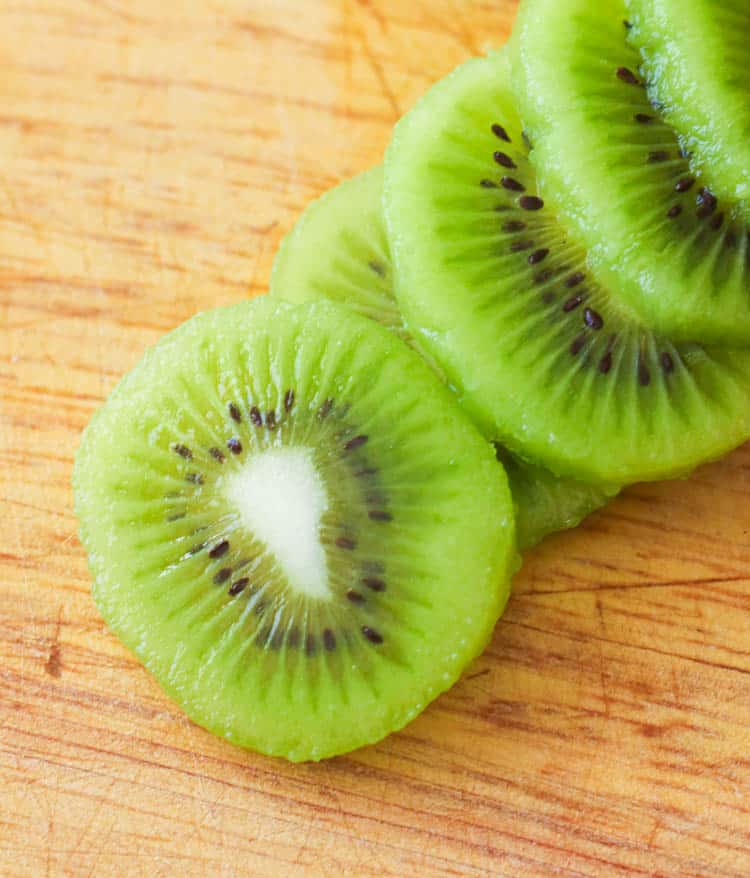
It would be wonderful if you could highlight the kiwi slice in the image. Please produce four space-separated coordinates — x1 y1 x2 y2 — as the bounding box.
511 0 750 345
73 297 517 762
383 49 750 484
271 167 404 337
271 166 614 548
626 0 750 212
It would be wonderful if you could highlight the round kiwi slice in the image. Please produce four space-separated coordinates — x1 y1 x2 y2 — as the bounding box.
511 0 750 345
626 0 750 212
73 297 517 762
383 49 750 485
270 166 615 548
271 167 404 337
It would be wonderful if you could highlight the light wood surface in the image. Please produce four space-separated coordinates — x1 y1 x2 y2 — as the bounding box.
2 2 750 876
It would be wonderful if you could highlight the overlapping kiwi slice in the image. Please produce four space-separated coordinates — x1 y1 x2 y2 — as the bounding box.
511 0 750 344
626 0 750 212
384 49 750 485
73 298 516 761
270 166 615 549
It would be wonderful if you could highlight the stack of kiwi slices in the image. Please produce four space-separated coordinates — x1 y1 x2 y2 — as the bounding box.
74 0 750 762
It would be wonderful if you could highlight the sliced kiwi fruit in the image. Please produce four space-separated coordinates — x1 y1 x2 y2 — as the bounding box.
271 167 404 337
73 297 517 762
511 0 750 345
626 0 750 212
384 49 750 485
270 165 615 548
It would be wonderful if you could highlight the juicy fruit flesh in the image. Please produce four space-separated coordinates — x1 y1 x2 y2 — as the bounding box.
512 0 750 344
225 447 331 600
272 164 614 547
74 298 516 761
384 50 750 483
626 0 750 210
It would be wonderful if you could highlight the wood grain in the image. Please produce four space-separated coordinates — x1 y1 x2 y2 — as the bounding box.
2 2 750 876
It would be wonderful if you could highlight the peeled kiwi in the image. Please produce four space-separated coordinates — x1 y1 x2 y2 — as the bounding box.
384 49 750 485
73 297 516 762
271 165 615 548
626 0 750 213
511 0 750 344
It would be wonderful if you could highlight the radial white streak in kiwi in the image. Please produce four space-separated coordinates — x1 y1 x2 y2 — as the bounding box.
224 447 331 601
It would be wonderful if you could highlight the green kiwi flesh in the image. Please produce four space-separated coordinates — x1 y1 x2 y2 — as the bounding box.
384 49 750 484
271 166 615 548
626 0 750 212
511 0 750 345
73 298 517 762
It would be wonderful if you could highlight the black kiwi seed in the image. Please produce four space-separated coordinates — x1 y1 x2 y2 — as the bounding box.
167 512 186 522
696 188 718 218
660 352 675 374
565 272 586 288
323 629 337 651
346 590 365 605
616 66 640 85
173 443 193 459
336 536 357 550
667 205 682 219
519 195 544 211
503 220 526 233
510 239 535 253
570 334 587 356
284 389 295 412
542 291 556 305
227 437 242 455
345 435 368 451
623 19 632 28
528 248 549 265
363 577 386 592
494 151 516 169
675 177 695 193
213 567 232 585
492 123 511 142
638 360 651 386
480 179 499 189
186 472 204 485
318 398 333 420
228 578 248 596
502 176 525 192
288 627 300 649
249 406 262 426
584 308 604 330
209 540 230 559
355 466 378 478
209 447 226 463
362 626 384 645
598 352 613 374
305 635 317 657
710 213 725 231
634 113 654 123
369 510 393 522
563 295 584 312
647 150 670 163
265 410 277 430
228 402 242 423
368 260 386 277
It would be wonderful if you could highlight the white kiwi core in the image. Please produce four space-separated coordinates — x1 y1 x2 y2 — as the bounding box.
225 447 331 600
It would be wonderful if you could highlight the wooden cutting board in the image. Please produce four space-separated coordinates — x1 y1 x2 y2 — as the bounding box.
2 2 750 875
